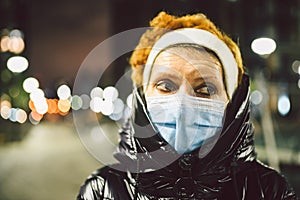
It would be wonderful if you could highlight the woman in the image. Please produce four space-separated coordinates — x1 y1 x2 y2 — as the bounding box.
77 12 297 199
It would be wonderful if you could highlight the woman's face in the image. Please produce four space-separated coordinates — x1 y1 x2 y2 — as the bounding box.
145 46 229 102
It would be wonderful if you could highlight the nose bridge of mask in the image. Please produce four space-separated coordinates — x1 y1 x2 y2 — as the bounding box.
175 95 206 152
174 97 192 152
146 93 226 117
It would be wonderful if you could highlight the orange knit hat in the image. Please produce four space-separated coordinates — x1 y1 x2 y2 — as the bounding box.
129 11 244 90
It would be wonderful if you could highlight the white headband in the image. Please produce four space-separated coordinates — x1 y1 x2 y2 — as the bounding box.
143 28 239 99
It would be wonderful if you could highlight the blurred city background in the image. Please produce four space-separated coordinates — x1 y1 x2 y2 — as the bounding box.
0 0 300 199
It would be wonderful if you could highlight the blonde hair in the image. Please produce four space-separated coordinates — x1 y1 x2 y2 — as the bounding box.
129 11 244 86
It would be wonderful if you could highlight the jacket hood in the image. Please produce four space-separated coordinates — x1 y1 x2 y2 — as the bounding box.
114 74 256 174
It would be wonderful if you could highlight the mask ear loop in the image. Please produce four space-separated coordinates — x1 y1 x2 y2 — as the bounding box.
131 84 157 132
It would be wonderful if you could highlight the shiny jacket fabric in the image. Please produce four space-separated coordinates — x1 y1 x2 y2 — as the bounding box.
77 75 298 200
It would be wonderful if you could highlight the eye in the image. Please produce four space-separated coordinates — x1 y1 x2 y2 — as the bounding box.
194 83 217 97
155 79 178 93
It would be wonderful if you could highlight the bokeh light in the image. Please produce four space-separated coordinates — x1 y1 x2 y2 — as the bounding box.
1 29 25 54
7 56 29 73
8 37 25 54
23 77 39 93
35 98 48 115
90 97 103 113
126 93 133 109
8 86 20 98
47 99 58 114
251 37 276 55
250 90 263 105
9 108 18 122
30 88 45 102
103 86 118 101
291 60 300 74
58 99 71 113
80 94 90 110
29 89 48 115
9 29 23 38
90 87 103 99
112 98 124 114
100 99 114 116
71 95 82 110
1 69 12 83
278 95 291 116
16 109 27 123
57 84 71 100
0 36 10 52
1 105 11 119
29 111 43 125
109 112 123 121
1 99 12 109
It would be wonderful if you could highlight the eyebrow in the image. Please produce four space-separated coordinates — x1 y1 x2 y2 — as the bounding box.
190 62 222 72
193 75 222 83
150 71 182 82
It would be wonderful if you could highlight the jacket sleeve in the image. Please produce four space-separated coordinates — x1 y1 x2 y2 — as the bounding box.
77 172 106 200
282 186 298 200
76 165 137 200
257 162 298 200
266 174 298 200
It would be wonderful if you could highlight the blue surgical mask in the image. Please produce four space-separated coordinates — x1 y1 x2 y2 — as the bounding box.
146 94 226 154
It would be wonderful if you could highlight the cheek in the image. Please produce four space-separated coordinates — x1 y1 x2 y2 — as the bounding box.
220 81 229 101
218 89 229 102
145 84 157 98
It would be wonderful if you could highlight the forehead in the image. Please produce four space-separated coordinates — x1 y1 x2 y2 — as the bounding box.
152 46 223 75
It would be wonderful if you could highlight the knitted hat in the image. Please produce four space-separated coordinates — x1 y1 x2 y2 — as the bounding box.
130 11 244 98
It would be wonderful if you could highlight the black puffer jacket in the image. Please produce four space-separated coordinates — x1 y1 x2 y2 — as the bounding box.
77 75 297 200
